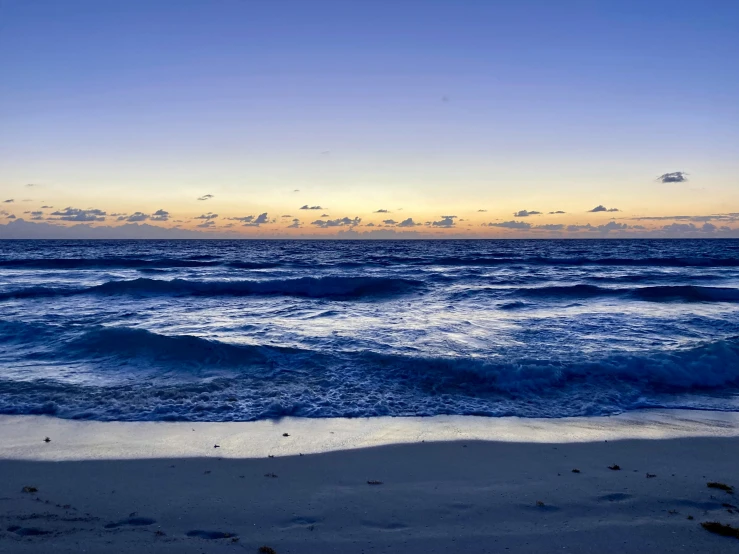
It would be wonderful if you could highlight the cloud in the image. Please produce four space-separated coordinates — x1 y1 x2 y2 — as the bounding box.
197 220 216 228
118 212 149 222
49 207 106 222
242 212 271 227
432 216 456 227
3 199 14 203
320 214 329 218
30 211 44 220
300 205 323 210
397 218 421 227
293 189 300 193
5 213 17 219
548 211 566 214
374 209 390 213
195 212 218 220
287 218 301 228
151 209 170 221
658 171 688 183
588 205 619 213
383 219 397 225
25 183 39 187
487 220 532 229
41 205 53 209
477 209 487 212
536 224 565 231
197 194 214 201
311 216 361 228
513 210 541 217
365 223 375 227
281 214 292 218
566 221 628 232
228 215 255 222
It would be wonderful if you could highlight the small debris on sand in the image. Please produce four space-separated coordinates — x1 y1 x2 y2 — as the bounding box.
21 486 38 493
708 482 734 494
282 433 290 437
259 546 278 554
646 473 657 478
608 464 621 471
701 521 739 538
536 500 545 507
214 444 220 448
367 480 383 485
264 473 278 478
43 437 51 443
687 515 694 520
571 469 581 473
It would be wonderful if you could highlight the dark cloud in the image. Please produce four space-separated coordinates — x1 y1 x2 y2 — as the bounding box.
397 218 421 227
658 171 688 183
242 212 271 227
197 194 214 201
40 205 53 209
548 211 566 214
311 216 361 228
281 214 292 218
300 205 323 210
197 220 216 228
3 199 14 203
119 212 149 222
365 222 375 227
432 216 456 227
195 212 218 220
513 210 541 217
383 219 397 225
49 207 106 222
567 222 628 232
30 211 44 220
228 215 255 222
374 209 390 213
487 220 531 229
151 209 170 221
588 205 619 213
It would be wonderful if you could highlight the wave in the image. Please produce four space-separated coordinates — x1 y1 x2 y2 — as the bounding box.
0 276 424 301
1 328 739 420
0 258 224 269
414 256 739 268
515 284 739 303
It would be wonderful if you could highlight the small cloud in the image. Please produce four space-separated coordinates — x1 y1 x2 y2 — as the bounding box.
548 211 566 214
25 183 39 187
195 212 218 220
536 224 565 231
3 199 14 203
383 219 397 225
293 189 300 193
228 215 255 222
487 220 532 229
513 210 541 217
397 218 420 227
281 214 292 218
196 220 216 228
311 216 361 228
588 205 618 213
119 212 149 222
41 205 53 209
151 209 170 221
320 213 329 218
300 205 323 210
477 209 487 212
30 211 44 220
432 216 456 227
287 218 301 228
49 207 106 222
374 209 390 213
243 212 271 227
197 194 214 201
657 171 688 183
365 222 376 227
6 214 17 219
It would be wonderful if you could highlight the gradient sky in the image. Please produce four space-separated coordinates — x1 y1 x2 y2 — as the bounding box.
1 0 738 238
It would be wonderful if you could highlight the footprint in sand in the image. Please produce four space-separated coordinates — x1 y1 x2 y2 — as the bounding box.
104 517 157 529
186 529 238 539
7 525 52 536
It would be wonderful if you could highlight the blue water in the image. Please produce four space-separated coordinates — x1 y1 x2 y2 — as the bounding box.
1 239 739 421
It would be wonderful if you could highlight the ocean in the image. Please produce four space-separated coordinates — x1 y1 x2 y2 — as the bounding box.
1 239 738 421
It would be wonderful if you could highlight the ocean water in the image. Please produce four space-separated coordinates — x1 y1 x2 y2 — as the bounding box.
1 239 739 422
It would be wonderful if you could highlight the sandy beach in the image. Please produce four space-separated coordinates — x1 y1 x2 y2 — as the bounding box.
2 411 739 553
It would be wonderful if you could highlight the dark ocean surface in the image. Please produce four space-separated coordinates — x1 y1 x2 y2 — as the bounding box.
1 239 738 421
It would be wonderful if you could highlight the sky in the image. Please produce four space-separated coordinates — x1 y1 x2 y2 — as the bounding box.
1 0 738 238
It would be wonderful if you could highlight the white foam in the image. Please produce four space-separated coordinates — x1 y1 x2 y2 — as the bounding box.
1 409 737 461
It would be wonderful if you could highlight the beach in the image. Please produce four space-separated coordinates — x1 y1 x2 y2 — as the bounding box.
2 411 739 553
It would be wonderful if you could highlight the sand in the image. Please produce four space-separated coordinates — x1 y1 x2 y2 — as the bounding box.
2 411 739 553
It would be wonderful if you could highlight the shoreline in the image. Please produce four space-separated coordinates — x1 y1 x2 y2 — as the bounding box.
1 408 738 461
2 410 739 552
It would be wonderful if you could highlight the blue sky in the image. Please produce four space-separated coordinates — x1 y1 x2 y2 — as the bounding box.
1 0 738 237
